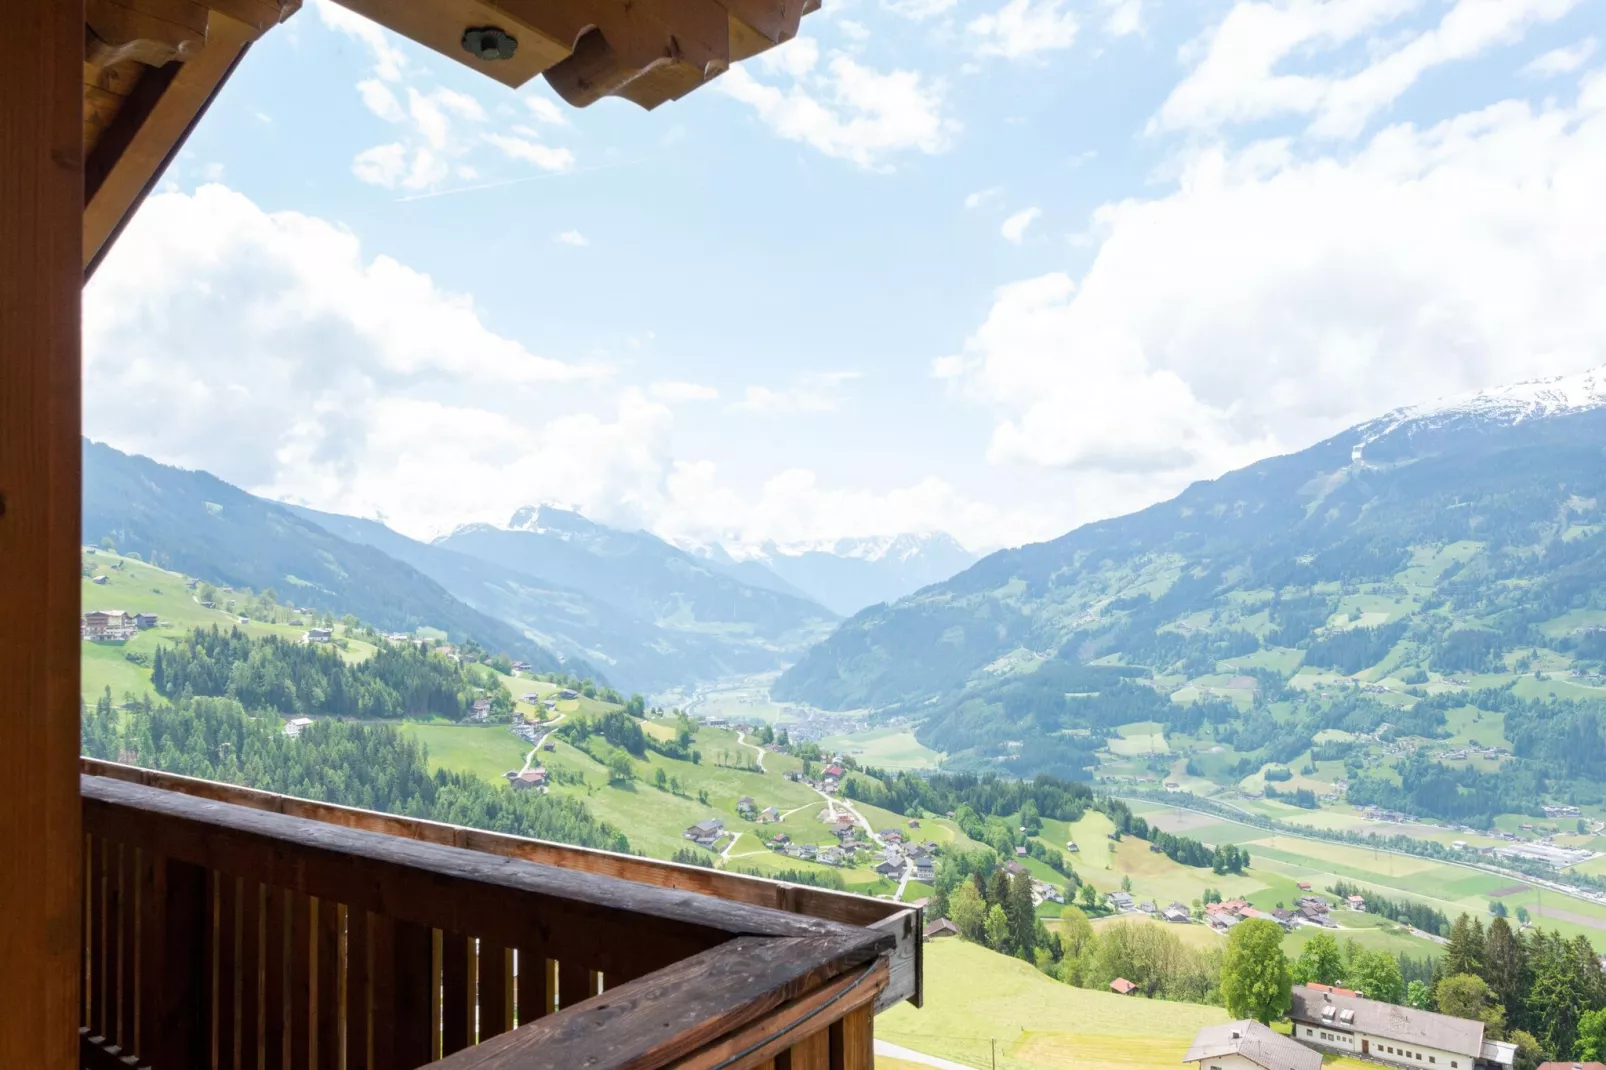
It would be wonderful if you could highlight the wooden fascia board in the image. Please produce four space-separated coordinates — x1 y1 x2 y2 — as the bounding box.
82 8 258 275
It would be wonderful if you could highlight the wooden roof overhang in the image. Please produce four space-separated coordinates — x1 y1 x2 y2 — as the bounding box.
82 0 818 272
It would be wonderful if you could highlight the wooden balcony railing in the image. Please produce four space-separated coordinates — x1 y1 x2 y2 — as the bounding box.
77 760 921 1070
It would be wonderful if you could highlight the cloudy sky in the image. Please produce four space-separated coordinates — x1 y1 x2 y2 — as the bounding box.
84 0 1606 554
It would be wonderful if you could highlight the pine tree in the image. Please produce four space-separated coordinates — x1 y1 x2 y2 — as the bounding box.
1006 871 1036 956
1445 913 1486 979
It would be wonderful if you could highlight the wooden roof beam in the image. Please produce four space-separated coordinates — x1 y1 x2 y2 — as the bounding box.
83 2 300 275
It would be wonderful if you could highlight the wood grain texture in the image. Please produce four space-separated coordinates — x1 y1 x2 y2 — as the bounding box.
83 8 258 272
828 1005 874 1070
427 933 889 1070
81 758 921 1011
0 1 83 1064
82 774 867 970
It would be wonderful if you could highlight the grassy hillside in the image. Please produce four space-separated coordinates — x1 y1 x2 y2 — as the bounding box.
80 549 381 703
83 439 566 673
876 939 1372 1070
772 404 1606 831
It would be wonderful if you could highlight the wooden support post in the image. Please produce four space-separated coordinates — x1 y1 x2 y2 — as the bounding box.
828 1005 873 1070
0 0 84 1067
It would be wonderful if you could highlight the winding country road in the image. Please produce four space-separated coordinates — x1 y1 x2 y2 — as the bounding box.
735 729 766 771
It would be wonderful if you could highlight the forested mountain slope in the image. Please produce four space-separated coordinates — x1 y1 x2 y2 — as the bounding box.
83 441 565 672
294 505 829 692
775 368 1606 786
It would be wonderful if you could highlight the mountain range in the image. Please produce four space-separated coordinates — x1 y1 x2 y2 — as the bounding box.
82 441 976 693
774 365 1606 774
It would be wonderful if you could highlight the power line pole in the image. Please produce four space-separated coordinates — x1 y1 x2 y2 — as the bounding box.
991 1039 997 1070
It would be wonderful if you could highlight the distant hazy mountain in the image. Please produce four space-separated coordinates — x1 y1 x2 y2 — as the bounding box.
676 532 979 617
752 533 979 617
82 440 567 674
294 504 834 692
435 507 837 672
774 365 1606 773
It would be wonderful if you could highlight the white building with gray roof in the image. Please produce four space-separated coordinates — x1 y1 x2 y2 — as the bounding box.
1289 985 1515 1070
1183 1020 1322 1070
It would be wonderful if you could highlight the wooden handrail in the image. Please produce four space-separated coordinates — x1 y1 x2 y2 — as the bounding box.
78 771 899 1069
431 934 889 1069
84 775 860 976
82 758 923 1009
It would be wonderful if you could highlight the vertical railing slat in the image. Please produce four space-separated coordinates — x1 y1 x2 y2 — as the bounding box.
440 930 470 1056
345 908 371 1070
239 881 262 1070
316 899 340 1069
557 957 588 1012
264 885 288 1070
393 919 434 1069
219 873 239 1070
139 856 210 1067
477 942 510 1041
290 892 312 1070
829 1005 874 1070
89 836 107 1039
116 844 135 1052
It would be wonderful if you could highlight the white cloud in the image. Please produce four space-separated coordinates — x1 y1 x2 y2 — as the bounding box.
554 229 589 246
1523 36 1598 77
1000 206 1041 243
965 186 1002 208
761 36 821 78
881 0 959 19
323 3 566 191
733 372 862 413
946 80 1606 525
1154 0 1581 139
356 79 405 123
838 19 872 41
968 0 1080 59
650 380 720 402
1103 0 1144 37
717 44 958 168
524 95 569 125
352 143 407 186
313 0 406 81
485 134 577 172
83 185 611 532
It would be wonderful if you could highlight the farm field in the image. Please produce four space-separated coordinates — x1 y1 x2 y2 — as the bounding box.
821 725 942 771
877 940 1244 1070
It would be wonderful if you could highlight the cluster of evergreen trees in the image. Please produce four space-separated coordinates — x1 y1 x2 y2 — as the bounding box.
82 690 628 852
1330 880 1449 935
152 626 509 721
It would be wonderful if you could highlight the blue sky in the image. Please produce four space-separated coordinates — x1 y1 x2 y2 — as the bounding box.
84 0 1605 552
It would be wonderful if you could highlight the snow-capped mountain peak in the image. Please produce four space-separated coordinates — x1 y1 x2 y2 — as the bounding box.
1360 364 1606 445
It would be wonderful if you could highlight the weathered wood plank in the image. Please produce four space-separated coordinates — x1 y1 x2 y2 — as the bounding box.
426 932 890 1070
558 957 589 1013
81 760 913 939
829 1005 874 1070
0 3 84 1063
675 956 887 1070
346 908 371 1070
89 837 108 1039
218 874 239 1070
787 1031 830 1070
264 886 287 1070
83 9 259 274
290 892 312 1070
139 857 208 1067
393 919 434 1068
316 899 340 1069
369 914 397 1070
478 942 511 1041
239 882 261 1070
116 845 136 1053
441 929 470 1055
83 774 863 975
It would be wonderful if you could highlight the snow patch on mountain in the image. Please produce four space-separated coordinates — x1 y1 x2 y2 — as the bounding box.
1358 364 1606 446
